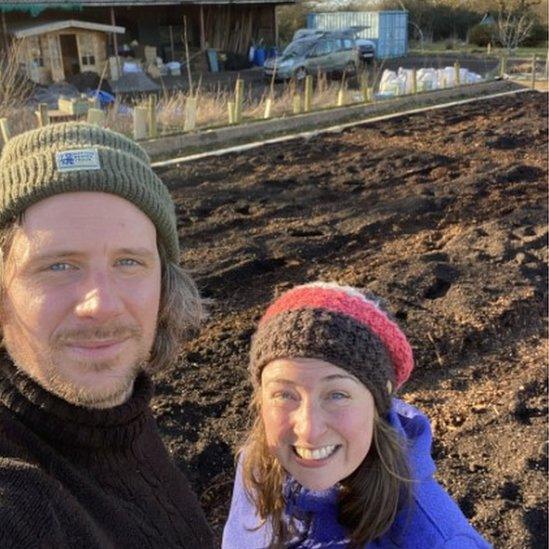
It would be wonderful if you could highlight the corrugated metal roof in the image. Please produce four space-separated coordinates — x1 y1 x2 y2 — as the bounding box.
0 0 292 6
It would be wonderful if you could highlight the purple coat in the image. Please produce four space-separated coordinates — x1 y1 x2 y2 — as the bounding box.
222 399 491 548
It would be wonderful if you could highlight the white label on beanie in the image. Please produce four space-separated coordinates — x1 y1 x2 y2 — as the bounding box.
56 149 101 172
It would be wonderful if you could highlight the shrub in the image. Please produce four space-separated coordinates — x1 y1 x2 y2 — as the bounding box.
522 22 548 47
276 3 309 47
468 24 496 47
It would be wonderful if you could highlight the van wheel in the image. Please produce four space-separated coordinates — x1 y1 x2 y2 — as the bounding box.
294 67 307 81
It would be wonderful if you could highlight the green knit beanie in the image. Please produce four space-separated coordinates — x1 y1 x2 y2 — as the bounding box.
0 122 179 261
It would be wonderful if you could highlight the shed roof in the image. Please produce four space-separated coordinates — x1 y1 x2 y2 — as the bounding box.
1 0 292 7
11 19 125 38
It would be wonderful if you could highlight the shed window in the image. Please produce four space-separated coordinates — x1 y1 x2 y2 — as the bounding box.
27 37 44 67
78 34 95 66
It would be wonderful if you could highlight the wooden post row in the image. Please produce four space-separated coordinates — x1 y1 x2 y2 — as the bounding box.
234 79 244 124
184 96 198 132
360 72 369 102
292 94 302 114
36 103 50 127
228 101 236 124
148 95 157 138
133 106 148 140
337 86 345 107
0 118 11 144
263 98 272 120
499 55 507 78
304 75 313 113
87 108 106 126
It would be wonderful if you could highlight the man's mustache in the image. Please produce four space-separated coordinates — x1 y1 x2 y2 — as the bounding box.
51 324 143 346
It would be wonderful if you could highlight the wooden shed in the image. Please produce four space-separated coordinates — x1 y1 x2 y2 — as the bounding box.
12 19 124 84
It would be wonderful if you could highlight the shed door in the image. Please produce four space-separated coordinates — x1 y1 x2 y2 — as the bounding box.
60 34 79 77
47 34 64 82
77 33 99 74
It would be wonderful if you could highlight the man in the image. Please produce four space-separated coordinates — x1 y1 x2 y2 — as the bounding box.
0 123 214 547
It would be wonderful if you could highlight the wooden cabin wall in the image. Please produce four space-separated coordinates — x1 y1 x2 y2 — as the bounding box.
20 36 50 84
92 32 107 76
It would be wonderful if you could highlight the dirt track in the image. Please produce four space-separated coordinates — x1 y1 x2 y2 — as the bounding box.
154 90 548 548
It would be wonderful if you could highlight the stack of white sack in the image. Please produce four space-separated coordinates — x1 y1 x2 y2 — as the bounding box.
378 67 483 96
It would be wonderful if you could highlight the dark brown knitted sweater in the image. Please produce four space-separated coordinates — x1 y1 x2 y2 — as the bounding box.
0 360 214 548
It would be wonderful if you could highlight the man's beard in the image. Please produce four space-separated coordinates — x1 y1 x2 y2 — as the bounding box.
6 323 151 409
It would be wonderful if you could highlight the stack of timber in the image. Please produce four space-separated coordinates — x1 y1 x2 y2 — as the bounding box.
204 6 253 54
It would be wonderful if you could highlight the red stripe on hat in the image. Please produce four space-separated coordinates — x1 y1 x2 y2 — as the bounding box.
261 286 413 388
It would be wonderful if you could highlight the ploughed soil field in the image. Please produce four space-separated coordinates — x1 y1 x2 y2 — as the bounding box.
154 90 548 548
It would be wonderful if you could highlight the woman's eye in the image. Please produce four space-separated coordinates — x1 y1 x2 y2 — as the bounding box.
273 391 296 401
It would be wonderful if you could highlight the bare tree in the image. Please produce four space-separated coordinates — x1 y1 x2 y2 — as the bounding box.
495 0 541 51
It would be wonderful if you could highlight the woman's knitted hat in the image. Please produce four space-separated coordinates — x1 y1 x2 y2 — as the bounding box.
249 282 414 414
0 122 179 261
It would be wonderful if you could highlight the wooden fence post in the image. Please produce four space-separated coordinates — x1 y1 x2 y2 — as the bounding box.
412 68 417 94
263 97 272 119
36 103 49 127
133 106 148 140
184 96 198 131
292 94 302 114
487 42 491 55
499 55 507 78
0 118 11 144
304 75 313 112
228 101 236 124
454 61 460 86
148 95 157 138
87 108 106 126
337 86 345 107
531 54 537 89
360 71 368 102
234 78 244 123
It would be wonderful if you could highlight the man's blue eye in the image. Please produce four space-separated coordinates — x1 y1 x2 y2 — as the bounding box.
118 258 139 266
330 392 349 400
49 263 71 271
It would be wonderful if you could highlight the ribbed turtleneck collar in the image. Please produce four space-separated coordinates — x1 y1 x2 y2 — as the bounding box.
0 357 153 451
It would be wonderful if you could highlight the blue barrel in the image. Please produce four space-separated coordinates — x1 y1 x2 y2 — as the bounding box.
253 47 266 67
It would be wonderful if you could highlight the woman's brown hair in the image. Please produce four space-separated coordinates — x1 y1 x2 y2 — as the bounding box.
239 382 412 548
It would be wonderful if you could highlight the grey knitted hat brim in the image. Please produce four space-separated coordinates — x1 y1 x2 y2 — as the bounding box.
250 308 394 414
1 122 149 165
0 123 179 262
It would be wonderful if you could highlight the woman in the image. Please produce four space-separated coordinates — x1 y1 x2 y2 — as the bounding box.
223 282 491 548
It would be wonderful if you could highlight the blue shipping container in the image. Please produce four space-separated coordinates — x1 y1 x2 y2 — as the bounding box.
307 11 408 59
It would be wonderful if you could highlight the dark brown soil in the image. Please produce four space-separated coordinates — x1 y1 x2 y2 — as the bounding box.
154 90 548 548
